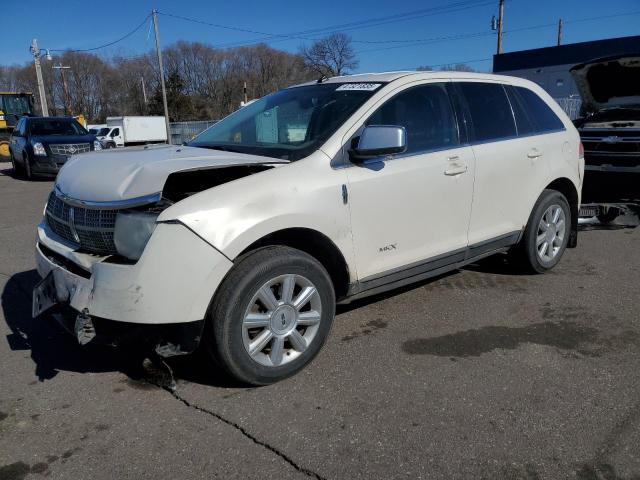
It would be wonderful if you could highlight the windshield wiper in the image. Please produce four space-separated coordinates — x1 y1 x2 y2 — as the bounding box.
198 144 243 153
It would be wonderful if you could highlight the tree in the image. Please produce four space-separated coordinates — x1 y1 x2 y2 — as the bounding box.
439 63 476 72
149 71 195 121
0 40 317 122
301 33 358 77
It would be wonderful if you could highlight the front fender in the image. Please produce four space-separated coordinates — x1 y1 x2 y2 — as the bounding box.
158 154 356 274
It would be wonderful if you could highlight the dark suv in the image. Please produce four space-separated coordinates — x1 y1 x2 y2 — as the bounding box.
9 116 101 180
571 55 640 211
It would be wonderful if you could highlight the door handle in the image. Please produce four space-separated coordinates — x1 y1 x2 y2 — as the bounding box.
444 156 467 176
527 149 543 159
444 163 468 176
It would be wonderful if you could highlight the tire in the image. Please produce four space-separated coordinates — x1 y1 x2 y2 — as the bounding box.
510 189 571 273
10 150 22 178
0 133 10 161
204 246 336 386
597 207 619 224
23 152 33 180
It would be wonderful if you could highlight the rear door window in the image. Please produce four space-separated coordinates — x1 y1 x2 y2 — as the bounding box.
513 86 565 133
366 83 459 154
458 82 517 142
505 86 537 136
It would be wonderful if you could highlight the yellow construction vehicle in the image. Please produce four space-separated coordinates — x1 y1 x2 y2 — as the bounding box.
0 92 34 159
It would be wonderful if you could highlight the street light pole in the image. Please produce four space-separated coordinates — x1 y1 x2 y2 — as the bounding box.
30 38 49 116
152 9 171 144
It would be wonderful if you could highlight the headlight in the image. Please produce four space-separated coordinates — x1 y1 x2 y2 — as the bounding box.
93 140 102 151
0 115 5 121
114 211 158 260
33 142 47 156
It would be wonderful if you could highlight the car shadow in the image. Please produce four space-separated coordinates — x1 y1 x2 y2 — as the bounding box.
1 270 240 388
578 204 639 232
0 167 55 182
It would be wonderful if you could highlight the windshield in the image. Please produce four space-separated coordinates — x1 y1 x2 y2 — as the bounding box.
2 95 31 115
29 119 88 136
96 127 110 136
189 83 383 161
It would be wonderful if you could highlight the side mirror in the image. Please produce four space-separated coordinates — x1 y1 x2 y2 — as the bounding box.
349 125 407 162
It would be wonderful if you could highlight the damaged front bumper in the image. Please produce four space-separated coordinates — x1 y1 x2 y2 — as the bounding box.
33 219 234 356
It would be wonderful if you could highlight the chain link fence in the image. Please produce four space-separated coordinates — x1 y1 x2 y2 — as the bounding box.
169 120 218 145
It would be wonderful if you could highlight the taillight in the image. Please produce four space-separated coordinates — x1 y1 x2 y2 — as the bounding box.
579 142 584 159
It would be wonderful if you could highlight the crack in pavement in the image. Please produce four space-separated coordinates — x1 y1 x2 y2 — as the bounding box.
159 384 328 480
142 362 326 480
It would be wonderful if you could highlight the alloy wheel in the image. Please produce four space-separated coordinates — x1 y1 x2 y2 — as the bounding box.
242 274 322 367
536 204 566 263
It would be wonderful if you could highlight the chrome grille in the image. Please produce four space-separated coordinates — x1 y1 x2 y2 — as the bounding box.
49 143 91 156
45 191 119 255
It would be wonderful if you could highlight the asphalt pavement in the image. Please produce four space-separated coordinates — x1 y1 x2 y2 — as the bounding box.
0 165 638 480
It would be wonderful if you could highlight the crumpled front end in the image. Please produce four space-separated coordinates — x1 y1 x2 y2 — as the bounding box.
34 218 233 354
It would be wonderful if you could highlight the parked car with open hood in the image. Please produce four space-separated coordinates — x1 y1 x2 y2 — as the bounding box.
571 55 640 208
10 116 101 180
32 72 583 385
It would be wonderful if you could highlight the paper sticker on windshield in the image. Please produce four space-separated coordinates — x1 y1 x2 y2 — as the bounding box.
336 83 382 92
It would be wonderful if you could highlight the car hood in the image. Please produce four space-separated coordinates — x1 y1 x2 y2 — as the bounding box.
570 55 640 113
55 144 289 203
34 134 96 144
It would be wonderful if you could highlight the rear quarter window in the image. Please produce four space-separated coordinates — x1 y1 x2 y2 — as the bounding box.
513 86 565 133
458 82 517 142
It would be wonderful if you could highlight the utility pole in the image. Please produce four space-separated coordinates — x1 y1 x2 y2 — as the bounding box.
141 76 148 106
152 9 171 144
30 38 49 116
53 64 71 115
557 19 563 46
496 0 505 55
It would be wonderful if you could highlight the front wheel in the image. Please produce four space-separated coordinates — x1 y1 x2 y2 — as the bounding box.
23 152 33 180
510 189 571 273
205 246 336 385
10 150 22 178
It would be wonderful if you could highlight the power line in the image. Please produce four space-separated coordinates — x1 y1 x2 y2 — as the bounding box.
356 9 640 55
157 0 497 49
49 14 151 52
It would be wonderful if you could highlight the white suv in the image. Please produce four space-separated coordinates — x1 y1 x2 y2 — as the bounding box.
33 72 584 385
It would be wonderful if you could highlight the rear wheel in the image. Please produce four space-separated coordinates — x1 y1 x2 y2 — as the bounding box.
510 189 571 273
205 246 335 385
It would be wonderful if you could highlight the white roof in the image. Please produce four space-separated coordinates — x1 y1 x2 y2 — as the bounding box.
292 70 527 88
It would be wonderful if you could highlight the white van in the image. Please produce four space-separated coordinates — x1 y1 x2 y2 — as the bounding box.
33 71 583 385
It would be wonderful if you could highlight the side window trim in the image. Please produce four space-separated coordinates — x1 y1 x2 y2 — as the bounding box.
449 82 474 145
502 84 520 137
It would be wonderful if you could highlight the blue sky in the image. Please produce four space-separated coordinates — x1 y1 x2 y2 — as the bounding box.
2 0 639 72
